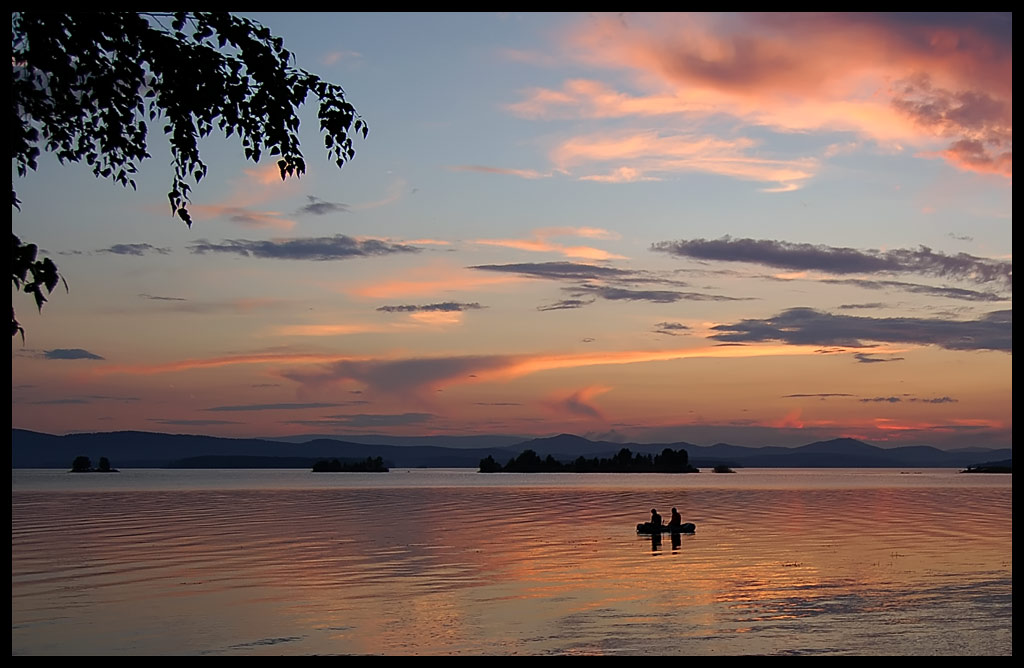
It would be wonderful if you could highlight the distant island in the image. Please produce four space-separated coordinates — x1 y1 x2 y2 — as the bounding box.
69 456 119 473
312 456 388 473
12 429 1011 470
960 460 1012 474
479 447 698 473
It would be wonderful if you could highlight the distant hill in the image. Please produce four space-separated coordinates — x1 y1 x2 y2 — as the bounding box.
11 429 1012 470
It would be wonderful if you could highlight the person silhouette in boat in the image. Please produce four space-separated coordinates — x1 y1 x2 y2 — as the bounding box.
668 507 682 529
650 508 663 530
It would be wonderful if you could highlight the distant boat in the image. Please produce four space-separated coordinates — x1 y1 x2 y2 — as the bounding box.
636 522 696 534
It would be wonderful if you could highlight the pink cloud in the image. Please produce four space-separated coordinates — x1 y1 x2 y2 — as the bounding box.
552 130 818 190
187 164 302 229
187 205 297 230
522 13 1011 178
543 385 613 420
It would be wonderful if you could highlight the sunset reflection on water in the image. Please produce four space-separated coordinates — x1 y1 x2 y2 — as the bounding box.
12 469 1011 655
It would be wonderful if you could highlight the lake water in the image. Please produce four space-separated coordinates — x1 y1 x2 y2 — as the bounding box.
12 468 1012 655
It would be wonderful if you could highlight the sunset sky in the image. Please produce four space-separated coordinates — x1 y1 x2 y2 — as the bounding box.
11 12 1012 449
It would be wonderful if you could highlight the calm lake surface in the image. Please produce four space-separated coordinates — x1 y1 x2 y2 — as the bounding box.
12 468 1012 655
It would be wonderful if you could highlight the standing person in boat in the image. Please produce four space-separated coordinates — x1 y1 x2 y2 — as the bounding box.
650 508 663 530
669 507 682 529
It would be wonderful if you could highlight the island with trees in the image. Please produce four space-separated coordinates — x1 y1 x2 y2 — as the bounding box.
312 456 388 473
960 459 1012 474
70 456 119 473
479 447 699 473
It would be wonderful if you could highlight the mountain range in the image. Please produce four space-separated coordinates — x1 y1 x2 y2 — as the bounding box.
11 429 1012 470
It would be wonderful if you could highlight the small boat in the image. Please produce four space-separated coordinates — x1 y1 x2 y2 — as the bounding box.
637 522 696 534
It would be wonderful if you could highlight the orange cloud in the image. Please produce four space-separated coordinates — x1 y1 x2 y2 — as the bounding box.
537 226 621 240
473 226 627 260
408 310 465 326
95 342 826 394
475 238 626 260
244 164 293 186
449 165 552 179
274 324 389 337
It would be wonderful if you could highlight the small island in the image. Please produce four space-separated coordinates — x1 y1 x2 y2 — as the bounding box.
712 464 736 473
312 456 389 472
480 447 699 473
69 456 119 473
960 459 1012 474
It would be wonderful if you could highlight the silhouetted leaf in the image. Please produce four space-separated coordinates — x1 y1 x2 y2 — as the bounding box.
12 12 367 338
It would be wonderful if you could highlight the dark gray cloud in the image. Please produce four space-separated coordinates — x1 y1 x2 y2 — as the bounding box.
189 235 420 260
654 321 690 336
470 261 637 281
97 243 171 256
471 261 721 312
652 237 1012 288
43 348 104 360
377 302 485 313
555 393 603 420
296 196 350 216
859 395 958 404
853 352 906 363
284 356 499 393
782 393 855 398
570 285 687 304
227 209 263 225
139 293 187 301
710 308 1011 352
205 402 350 412
569 284 745 304
282 355 515 399
821 278 1007 302
472 261 694 289
836 302 887 310
537 299 595 312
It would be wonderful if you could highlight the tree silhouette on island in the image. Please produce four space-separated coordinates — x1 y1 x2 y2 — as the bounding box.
70 456 119 473
480 447 699 473
312 456 388 473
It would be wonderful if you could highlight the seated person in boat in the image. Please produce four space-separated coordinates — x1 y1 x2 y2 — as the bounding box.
669 507 682 528
650 508 663 528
